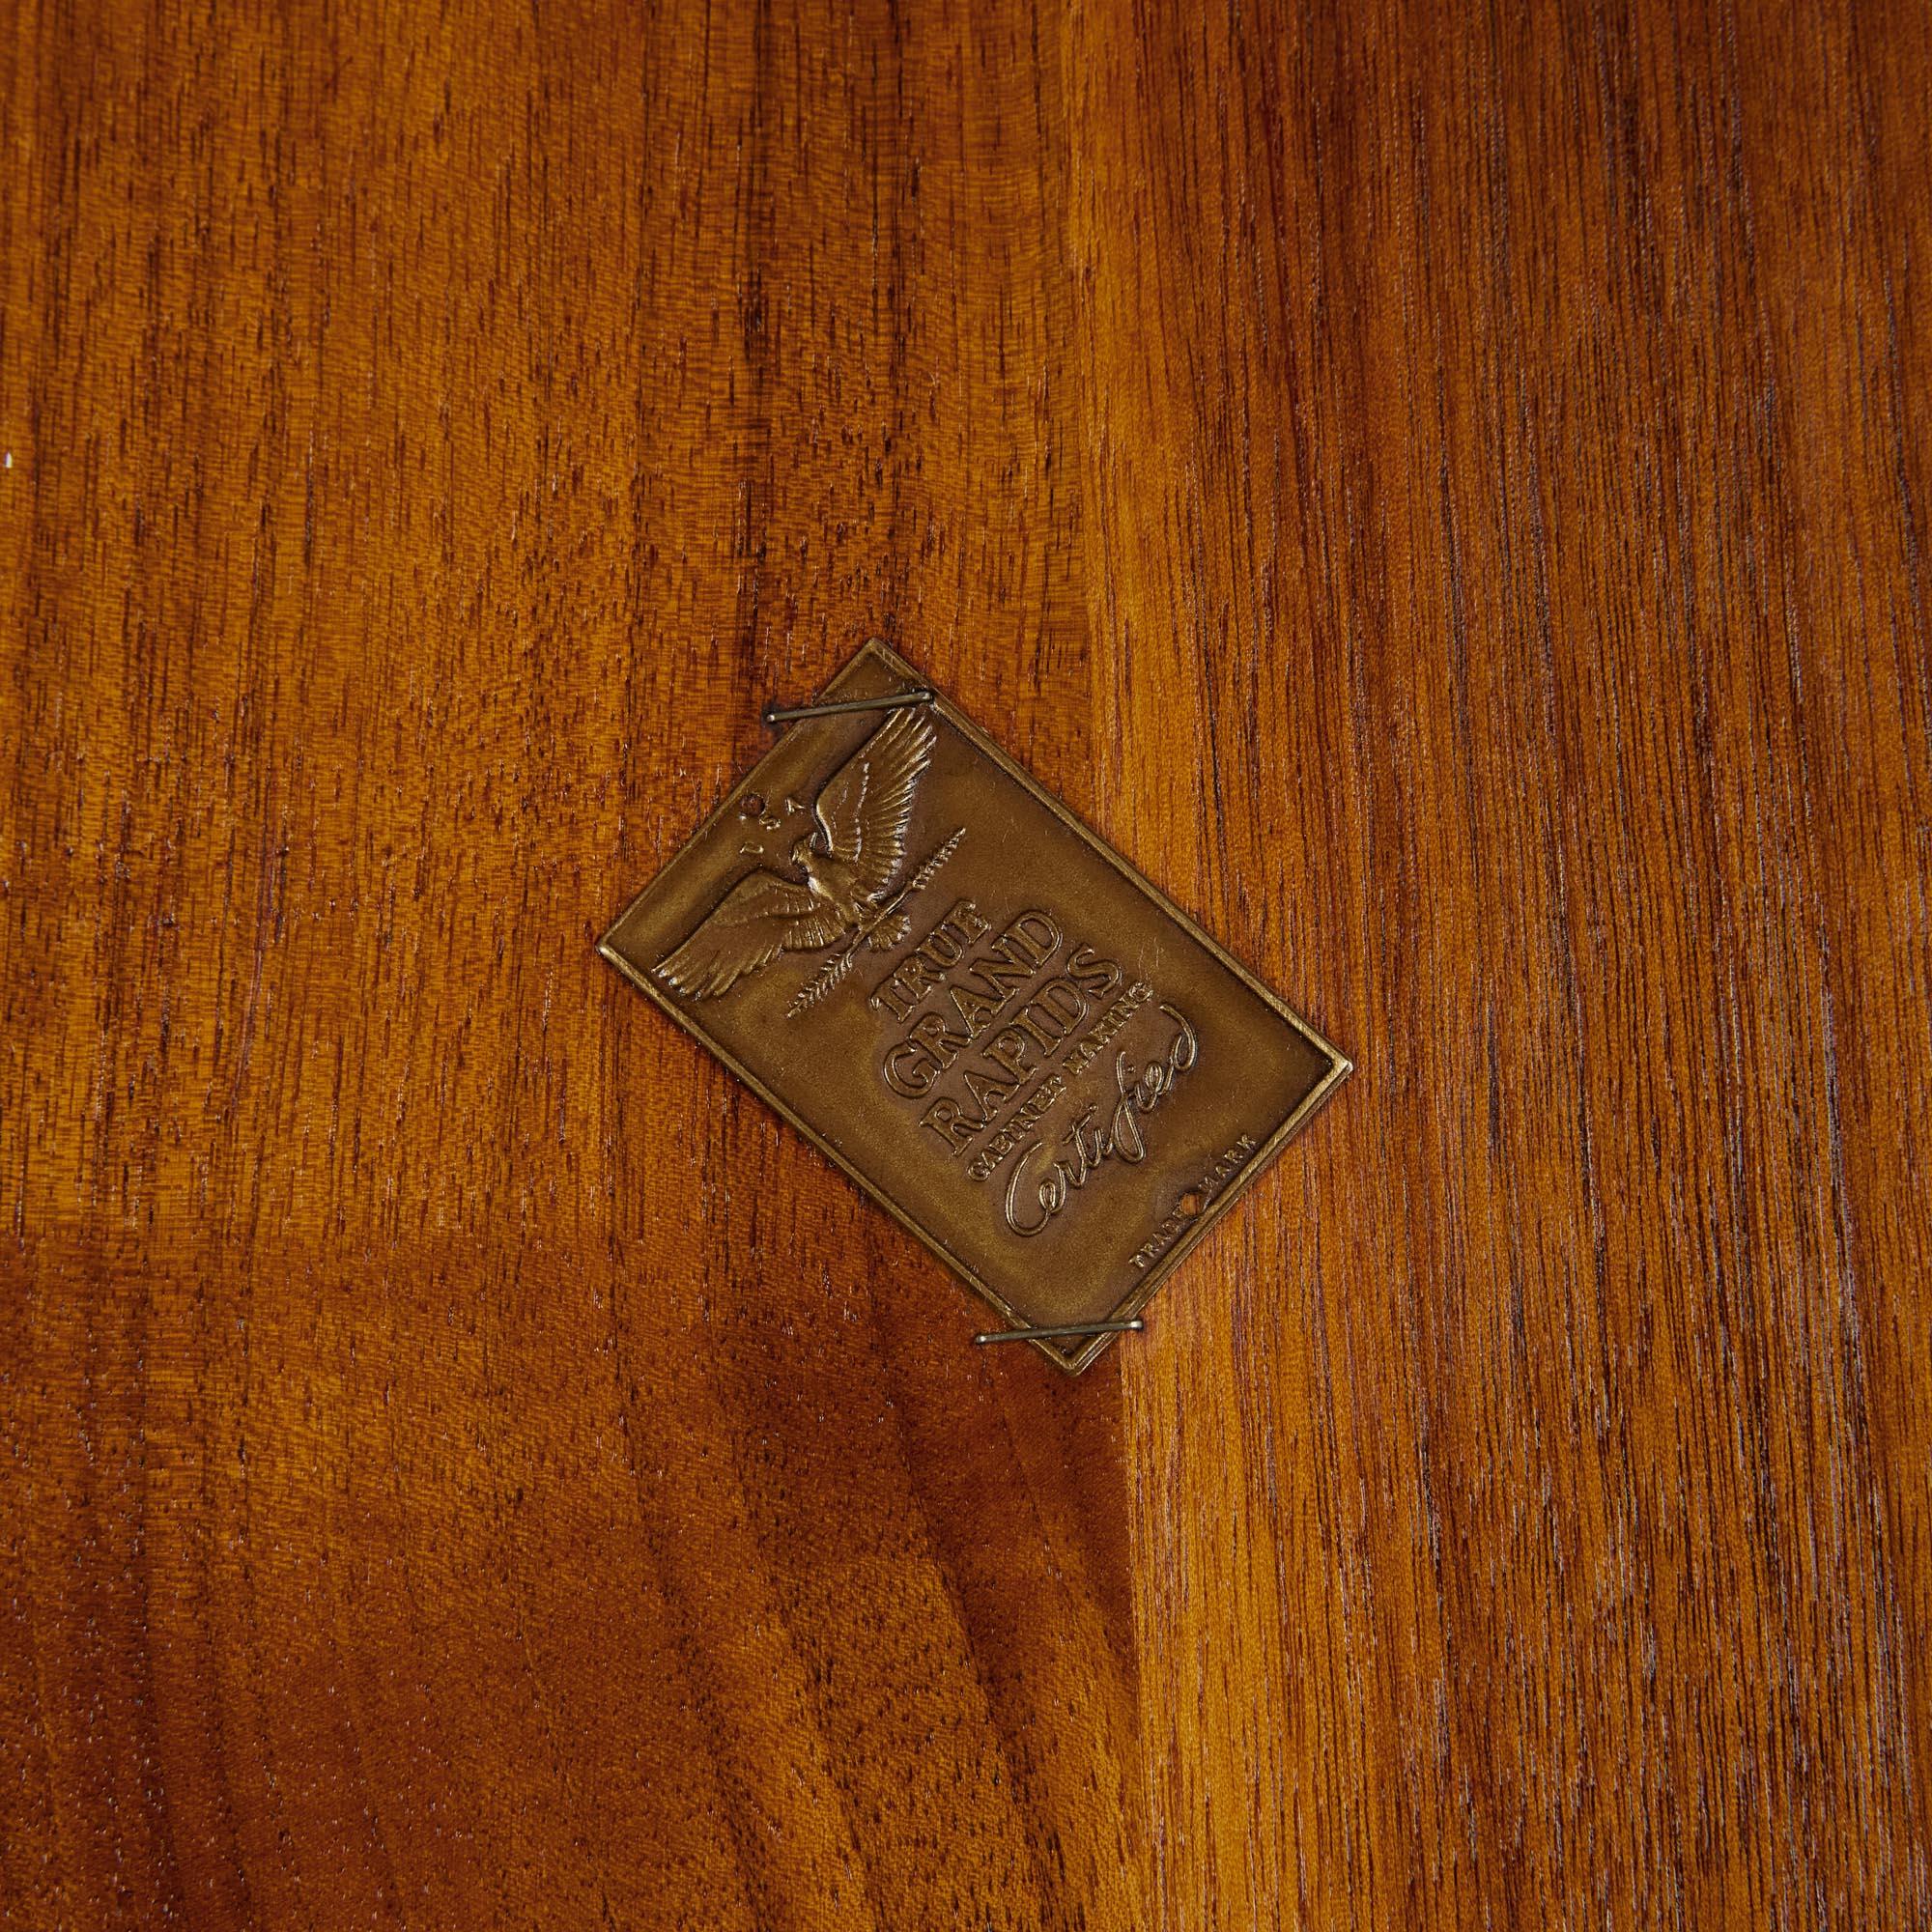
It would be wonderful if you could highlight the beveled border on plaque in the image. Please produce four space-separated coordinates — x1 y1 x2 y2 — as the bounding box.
599 639 1351 1373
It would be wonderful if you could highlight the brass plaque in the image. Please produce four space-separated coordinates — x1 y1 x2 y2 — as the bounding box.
599 640 1350 1372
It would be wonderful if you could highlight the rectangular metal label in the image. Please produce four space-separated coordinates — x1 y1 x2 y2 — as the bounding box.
599 639 1349 1372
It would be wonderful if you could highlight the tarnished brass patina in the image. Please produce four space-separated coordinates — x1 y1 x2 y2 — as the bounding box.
599 639 1350 1373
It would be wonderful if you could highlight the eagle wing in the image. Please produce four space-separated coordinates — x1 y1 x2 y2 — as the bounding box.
655 869 843 998
811 708 937 895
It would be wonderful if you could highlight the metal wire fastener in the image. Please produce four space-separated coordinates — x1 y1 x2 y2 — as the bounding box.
763 686 935 728
974 1319 1146 1347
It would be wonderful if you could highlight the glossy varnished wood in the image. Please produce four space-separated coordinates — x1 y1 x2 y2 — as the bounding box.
3 0 1927 1926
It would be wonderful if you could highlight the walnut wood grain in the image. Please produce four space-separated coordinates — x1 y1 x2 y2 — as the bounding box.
2 0 1927 1926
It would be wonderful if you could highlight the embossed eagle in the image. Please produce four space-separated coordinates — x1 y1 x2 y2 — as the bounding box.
655 707 938 999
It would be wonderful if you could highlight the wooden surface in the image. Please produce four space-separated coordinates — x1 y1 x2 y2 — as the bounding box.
3 0 1928 1925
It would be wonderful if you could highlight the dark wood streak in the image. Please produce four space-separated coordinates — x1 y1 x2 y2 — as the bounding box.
2 0 1926 1925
